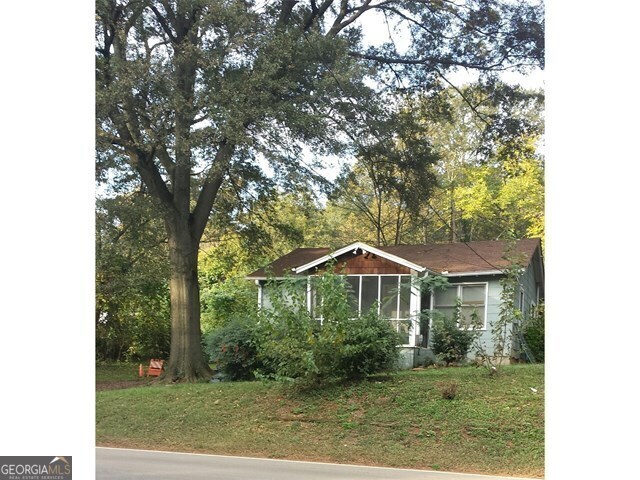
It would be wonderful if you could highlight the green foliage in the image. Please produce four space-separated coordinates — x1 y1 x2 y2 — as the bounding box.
412 85 545 244
257 271 401 383
96 194 171 362
204 315 263 381
200 278 257 335
522 302 545 362
331 106 440 246
333 311 401 380
429 308 477 365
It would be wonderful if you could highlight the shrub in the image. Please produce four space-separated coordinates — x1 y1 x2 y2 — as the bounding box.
522 302 545 362
257 271 401 383
336 311 401 379
204 315 262 380
429 308 476 365
437 381 459 400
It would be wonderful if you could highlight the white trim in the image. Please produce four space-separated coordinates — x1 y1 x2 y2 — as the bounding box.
306 278 313 314
442 270 503 277
257 281 263 309
293 242 426 274
250 269 504 280
409 279 421 347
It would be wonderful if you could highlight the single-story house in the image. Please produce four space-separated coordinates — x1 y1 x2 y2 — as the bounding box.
246 238 544 368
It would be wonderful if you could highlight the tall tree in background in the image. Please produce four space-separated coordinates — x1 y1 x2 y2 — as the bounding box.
331 107 439 245
420 83 545 242
96 0 544 381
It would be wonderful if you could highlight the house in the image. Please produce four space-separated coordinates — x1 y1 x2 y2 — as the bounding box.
246 238 544 368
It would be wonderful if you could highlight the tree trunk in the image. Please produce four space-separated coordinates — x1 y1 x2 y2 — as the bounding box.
159 225 213 382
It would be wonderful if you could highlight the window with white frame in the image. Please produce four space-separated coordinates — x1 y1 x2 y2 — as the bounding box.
433 283 487 329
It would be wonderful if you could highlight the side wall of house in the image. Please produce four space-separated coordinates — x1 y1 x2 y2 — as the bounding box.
429 275 510 358
519 263 540 319
510 261 542 360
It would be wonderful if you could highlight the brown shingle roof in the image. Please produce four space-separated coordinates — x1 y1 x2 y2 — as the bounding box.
246 238 542 278
247 247 331 278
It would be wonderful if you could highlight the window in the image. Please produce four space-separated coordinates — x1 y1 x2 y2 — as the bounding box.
433 284 487 329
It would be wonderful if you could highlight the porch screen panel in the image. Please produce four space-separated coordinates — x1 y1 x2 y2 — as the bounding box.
399 276 411 318
396 321 410 345
380 276 399 318
345 276 360 315
361 276 379 315
262 284 273 310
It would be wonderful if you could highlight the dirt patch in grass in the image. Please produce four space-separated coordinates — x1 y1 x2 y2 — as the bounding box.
96 379 149 391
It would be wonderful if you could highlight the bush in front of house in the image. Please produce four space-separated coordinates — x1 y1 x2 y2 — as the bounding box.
334 311 401 379
257 271 401 383
204 314 263 381
429 308 477 365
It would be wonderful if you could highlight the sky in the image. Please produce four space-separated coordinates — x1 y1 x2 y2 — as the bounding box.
2 2 640 479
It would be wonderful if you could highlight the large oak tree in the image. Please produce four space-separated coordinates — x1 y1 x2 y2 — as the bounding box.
96 0 544 381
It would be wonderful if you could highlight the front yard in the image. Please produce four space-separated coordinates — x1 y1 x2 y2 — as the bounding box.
96 363 544 477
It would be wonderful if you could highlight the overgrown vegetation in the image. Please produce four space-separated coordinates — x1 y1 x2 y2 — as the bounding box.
430 308 477 365
204 315 262 381
257 271 401 383
522 302 545 362
96 364 544 478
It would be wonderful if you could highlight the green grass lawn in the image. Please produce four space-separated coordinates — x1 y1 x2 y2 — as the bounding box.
96 364 544 477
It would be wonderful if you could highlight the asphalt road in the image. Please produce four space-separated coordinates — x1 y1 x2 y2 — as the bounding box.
96 447 540 480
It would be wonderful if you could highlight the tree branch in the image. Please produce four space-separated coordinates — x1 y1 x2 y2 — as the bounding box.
149 2 177 42
191 140 236 240
277 0 299 28
349 51 511 72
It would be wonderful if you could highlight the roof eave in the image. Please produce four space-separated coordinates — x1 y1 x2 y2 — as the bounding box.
294 241 426 274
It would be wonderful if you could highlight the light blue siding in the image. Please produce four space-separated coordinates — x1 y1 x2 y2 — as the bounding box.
428 275 538 358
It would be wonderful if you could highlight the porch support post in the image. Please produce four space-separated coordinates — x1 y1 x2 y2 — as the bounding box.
256 280 263 309
409 272 421 347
